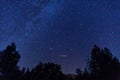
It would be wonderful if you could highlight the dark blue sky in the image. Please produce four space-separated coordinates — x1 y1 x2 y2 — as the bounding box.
1 0 120 73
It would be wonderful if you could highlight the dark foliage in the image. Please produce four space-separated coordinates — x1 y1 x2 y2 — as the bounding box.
0 43 120 80
0 43 21 80
75 69 82 80
75 45 120 80
89 45 120 80
31 62 65 80
75 68 90 80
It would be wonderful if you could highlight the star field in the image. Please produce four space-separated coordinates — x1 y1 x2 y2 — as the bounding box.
1 0 120 73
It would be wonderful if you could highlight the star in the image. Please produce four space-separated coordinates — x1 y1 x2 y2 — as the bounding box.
50 47 54 51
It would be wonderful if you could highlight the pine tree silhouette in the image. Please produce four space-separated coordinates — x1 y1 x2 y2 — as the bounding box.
0 43 21 80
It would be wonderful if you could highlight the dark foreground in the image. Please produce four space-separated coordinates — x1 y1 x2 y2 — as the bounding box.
0 43 120 80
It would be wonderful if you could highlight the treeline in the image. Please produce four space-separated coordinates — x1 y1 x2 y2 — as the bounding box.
75 45 120 80
0 43 120 80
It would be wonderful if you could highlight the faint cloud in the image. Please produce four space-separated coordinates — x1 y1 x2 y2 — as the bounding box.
59 54 68 58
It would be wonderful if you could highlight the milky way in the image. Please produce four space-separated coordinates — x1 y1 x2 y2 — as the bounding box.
0 0 64 70
1 0 120 73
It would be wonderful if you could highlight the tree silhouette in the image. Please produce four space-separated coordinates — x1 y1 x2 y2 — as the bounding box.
75 68 82 80
31 62 65 80
89 45 120 80
0 43 120 80
0 43 66 80
75 68 90 80
23 68 32 80
0 43 21 80
82 68 90 80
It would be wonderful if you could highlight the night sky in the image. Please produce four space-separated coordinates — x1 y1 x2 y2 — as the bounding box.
1 0 120 73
